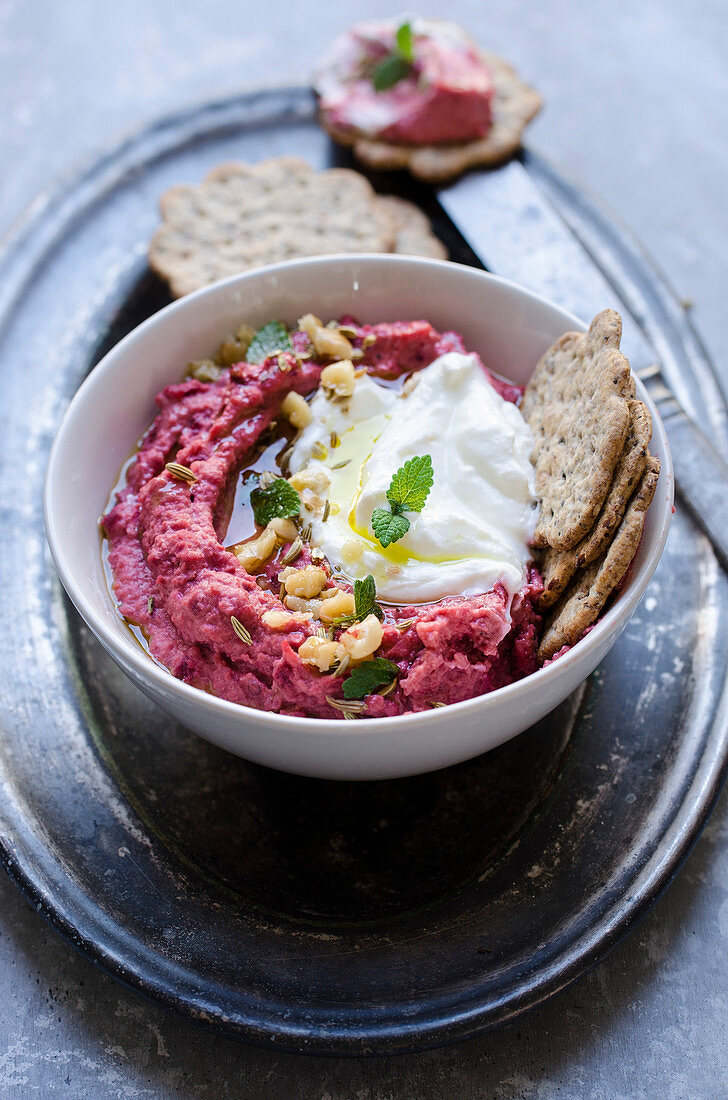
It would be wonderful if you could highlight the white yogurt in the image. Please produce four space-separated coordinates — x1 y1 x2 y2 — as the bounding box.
288 352 536 605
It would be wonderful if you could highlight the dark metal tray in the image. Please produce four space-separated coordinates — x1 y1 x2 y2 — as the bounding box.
1 86 726 1055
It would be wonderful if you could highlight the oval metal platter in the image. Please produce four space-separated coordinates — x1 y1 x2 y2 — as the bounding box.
1 86 727 1055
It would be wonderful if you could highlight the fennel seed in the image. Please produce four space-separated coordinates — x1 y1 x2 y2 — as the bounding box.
165 461 197 483
279 446 294 474
379 679 397 698
333 654 351 678
326 694 365 714
280 537 303 566
231 616 252 645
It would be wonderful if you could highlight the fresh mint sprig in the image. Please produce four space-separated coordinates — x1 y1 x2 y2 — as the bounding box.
371 509 410 547
342 657 399 700
395 20 415 61
333 574 383 628
246 321 293 365
371 454 433 548
250 477 300 526
371 21 415 92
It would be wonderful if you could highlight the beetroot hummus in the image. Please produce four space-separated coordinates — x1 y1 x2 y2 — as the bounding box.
102 317 542 720
313 17 494 146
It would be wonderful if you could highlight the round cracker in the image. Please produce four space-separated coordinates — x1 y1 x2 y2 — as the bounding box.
149 157 398 298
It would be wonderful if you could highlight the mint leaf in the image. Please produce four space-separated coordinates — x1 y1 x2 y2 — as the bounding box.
372 54 411 92
387 455 433 513
342 658 399 700
371 21 415 90
332 574 383 628
371 508 410 548
355 574 384 621
250 477 300 526
396 21 414 61
246 321 293 365
370 455 433 548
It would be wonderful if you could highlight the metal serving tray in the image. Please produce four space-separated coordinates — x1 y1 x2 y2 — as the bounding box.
0 86 726 1054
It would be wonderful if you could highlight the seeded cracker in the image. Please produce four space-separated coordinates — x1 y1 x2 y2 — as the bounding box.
537 399 653 609
148 158 447 298
521 309 635 552
538 457 661 661
329 52 542 183
149 158 393 298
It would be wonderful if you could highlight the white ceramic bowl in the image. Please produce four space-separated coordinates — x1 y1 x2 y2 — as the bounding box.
45 255 673 780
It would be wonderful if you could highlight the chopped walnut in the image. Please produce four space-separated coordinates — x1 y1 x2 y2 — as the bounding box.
284 565 327 599
318 589 356 622
281 391 312 429
340 614 384 660
267 517 299 542
284 594 323 616
231 526 277 572
262 610 304 629
298 636 347 672
289 467 331 494
320 359 356 398
298 313 354 360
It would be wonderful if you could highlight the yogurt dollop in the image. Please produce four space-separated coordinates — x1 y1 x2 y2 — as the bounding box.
289 352 536 604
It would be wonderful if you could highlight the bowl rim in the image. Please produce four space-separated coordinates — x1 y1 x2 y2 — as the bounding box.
44 252 674 736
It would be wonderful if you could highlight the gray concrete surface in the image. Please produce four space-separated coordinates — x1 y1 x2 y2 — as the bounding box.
2 0 727 1095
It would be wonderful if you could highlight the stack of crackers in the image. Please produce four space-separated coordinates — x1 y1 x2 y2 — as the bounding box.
149 157 446 298
521 309 661 662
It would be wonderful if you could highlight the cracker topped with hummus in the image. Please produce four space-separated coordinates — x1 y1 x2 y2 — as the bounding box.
101 307 658 719
314 16 542 182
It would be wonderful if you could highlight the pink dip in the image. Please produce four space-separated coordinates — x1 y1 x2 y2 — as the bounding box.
102 320 542 719
314 18 494 146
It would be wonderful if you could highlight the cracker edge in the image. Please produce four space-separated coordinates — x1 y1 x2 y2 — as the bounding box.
536 399 652 609
537 456 661 662
376 194 448 259
525 310 635 551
